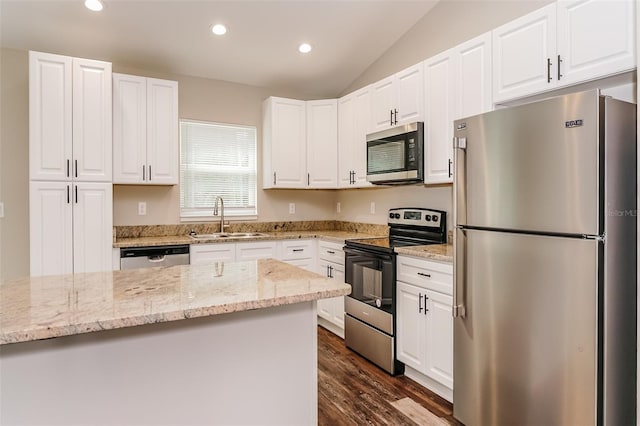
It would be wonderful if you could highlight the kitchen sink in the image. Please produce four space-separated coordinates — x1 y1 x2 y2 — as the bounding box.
189 232 267 240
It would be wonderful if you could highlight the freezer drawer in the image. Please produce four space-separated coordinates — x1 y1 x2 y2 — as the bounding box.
454 228 600 426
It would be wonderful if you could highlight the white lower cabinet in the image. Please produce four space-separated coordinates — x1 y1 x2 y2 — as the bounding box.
190 243 236 264
30 181 113 276
396 255 453 402
317 240 346 337
279 239 316 272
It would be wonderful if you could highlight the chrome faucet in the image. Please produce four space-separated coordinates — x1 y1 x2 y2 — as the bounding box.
213 196 229 233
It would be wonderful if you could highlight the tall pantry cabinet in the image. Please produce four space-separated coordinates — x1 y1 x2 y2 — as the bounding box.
29 51 113 277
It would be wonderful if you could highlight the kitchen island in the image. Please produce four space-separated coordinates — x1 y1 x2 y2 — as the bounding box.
0 259 350 425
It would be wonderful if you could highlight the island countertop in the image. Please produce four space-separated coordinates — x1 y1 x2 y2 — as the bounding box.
0 259 351 345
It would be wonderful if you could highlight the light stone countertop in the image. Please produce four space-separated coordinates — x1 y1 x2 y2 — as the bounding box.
114 230 382 248
394 244 454 263
0 259 351 345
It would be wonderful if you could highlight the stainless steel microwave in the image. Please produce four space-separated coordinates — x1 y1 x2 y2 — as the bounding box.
366 122 424 185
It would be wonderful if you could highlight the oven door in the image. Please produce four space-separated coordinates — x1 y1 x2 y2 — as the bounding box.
344 247 395 315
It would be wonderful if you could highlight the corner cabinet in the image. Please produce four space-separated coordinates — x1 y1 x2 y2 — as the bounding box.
29 52 112 182
113 73 179 185
424 32 492 185
370 63 424 132
493 0 636 103
396 255 453 402
338 86 372 188
262 97 338 189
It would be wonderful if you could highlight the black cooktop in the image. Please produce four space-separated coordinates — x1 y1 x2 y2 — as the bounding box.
345 208 447 254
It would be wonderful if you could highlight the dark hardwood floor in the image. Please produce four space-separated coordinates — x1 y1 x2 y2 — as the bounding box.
318 326 462 425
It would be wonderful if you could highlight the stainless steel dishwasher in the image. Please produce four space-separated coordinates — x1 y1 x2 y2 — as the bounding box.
120 245 190 270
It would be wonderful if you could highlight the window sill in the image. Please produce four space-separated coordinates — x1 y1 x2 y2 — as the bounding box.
180 215 258 223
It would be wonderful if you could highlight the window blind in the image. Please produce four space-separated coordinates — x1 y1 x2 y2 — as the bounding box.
180 120 257 218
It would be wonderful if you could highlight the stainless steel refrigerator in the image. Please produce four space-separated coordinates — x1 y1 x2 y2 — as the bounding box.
453 90 636 426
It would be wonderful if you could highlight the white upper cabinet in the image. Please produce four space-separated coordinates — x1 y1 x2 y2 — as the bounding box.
306 99 338 188
263 96 339 189
492 3 557 103
338 86 372 188
113 74 178 185
493 0 636 103
424 32 492 185
556 0 636 86
263 97 307 188
30 51 112 182
370 63 424 132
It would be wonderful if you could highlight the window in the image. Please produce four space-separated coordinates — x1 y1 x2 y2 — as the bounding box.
180 120 257 219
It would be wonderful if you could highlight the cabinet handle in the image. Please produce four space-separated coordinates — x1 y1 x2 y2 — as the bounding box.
142 165 146 181
417 272 431 278
547 58 552 83
394 108 398 125
66 185 70 204
419 292 423 313
74 185 78 204
292 249 304 252
557 54 563 81
327 250 335 254
390 109 393 126
273 172 276 185
329 265 334 278
307 173 310 186
148 165 151 181
74 159 78 178
326 265 330 277
448 159 452 178
424 294 429 314
66 159 70 178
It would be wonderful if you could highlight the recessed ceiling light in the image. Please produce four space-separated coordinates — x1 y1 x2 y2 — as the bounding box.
84 0 103 12
211 24 227 36
298 43 312 54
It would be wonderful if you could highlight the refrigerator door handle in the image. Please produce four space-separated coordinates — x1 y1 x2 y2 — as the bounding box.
453 136 467 228
453 227 467 318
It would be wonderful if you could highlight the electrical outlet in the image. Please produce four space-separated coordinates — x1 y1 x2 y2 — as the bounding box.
289 203 295 214
138 202 147 216
370 201 375 214
336 202 341 213
0 202 4 218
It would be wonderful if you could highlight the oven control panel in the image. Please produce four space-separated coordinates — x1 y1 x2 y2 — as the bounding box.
388 208 446 229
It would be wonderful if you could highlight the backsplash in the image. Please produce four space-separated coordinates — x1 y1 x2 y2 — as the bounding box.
114 220 389 239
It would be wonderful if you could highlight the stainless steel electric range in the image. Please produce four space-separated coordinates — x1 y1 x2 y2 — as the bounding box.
343 208 447 375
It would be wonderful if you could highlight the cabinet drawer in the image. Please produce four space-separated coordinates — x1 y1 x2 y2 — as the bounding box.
235 241 277 261
190 243 235 264
280 239 315 260
397 255 453 295
318 240 344 265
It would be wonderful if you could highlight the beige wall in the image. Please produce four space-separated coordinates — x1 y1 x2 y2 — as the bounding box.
0 48 29 280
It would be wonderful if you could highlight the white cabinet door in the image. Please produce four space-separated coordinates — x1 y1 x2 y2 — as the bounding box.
424 51 455 185
454 31 493 120
396 282 427 372
29 181 73 276
306 99 338 188
370 75 396 132
113 73 147 184
556 0 636 86
424 289 453 389
317 259 344 328
338 86 372 188
235 241 277 261
72 183 113 274
263 97 307 188
190 244 236 264
147 78 179 185
29 51 72 182
492 3 557 103
72 58 112 182
395 63 424 125
330 264 345 329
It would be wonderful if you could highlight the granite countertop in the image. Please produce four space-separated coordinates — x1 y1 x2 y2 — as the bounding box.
0 259 351 345
114 230 382 248
394 244 454 263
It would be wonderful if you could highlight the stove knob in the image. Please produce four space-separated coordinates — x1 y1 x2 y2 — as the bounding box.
425 216 432 221
394 213 401 219
389 213 394 219
432 215 438 222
